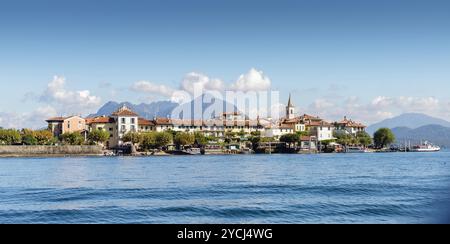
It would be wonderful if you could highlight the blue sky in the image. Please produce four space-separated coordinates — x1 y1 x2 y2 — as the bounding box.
1 0 450 128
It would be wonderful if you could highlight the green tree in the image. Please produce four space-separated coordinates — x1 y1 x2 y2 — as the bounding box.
225 131 237 138
155 132 173 148
174 132 195 147
34 130 55 145
194 132 208 146
356 131 372 147
249 136 261 150
0 129 21 145
88 129 110 145
60 132 84 145
22 134 38 145
141 132 157 149
373 128 395 149
122 132 142 145
335 133 353 147
296 131 309 137
279 133 299 148
320 139 336 146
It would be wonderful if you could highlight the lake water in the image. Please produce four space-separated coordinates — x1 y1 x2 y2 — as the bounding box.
1 151 450 224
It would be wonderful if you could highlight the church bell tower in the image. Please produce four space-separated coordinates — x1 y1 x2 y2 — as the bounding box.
286 93 295 119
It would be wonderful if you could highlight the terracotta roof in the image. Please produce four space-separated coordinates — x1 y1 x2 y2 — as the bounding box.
46 115 82 122
283 118 303 124
171 119 204 126
300 114 322 120
138 118 155 126
46 117 67 122
168 119 260 127
279 124 294 129
154 117 173 125
85 116 115 124
305 120 332 127
111 110 139 117
111 105 139 117
335 117 366 128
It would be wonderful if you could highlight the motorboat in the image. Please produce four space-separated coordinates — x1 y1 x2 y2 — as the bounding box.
181 147 202 155
345 147 370 153
410 141 440 152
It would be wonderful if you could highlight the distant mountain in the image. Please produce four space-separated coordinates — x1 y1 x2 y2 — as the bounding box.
367 113 450 135
89 101 178 119
392 125 450 148
89 95 240 120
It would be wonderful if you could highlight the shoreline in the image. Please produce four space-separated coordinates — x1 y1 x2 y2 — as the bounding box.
1 151 443 158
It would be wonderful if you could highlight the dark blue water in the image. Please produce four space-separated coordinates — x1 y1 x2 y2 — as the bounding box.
1 151 450 223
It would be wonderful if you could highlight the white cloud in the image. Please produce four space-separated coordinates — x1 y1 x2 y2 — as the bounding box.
180 72 224 94
131 80 175 97
304 96 449 125
130 69 273 104
370 96 440 112
309 99 335 110
0 105 57 129
41 76 101 113
231 68 271 92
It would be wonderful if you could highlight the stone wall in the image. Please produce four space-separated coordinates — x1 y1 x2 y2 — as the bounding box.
0 145 103 156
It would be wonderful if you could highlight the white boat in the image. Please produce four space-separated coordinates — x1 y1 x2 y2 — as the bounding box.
345 147 370 153
181 148 202 155
410 141 440 152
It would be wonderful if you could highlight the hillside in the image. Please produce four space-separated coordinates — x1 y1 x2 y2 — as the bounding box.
367 113 450 135
89 96 239 119
392 124 450 148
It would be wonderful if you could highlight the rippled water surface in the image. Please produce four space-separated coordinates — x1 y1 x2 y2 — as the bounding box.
1 152 450 223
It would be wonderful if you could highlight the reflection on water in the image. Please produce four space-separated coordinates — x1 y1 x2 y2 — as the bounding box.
0 152 449 223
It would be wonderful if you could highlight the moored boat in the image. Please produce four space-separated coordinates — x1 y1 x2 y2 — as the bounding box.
410 141 440 152
345 147 370 153
181 148 202 155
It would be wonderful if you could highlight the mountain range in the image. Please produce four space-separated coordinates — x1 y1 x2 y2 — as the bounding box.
391 125 450 148
368 113 450 148
367 113 450 135
89 95 239 120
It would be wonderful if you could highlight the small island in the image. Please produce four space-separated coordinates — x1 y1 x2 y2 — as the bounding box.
1 95 435 157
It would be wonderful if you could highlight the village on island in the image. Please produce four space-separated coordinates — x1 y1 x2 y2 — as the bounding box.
0 94 440 156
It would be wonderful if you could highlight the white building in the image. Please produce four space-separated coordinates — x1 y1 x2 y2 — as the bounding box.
333 116 366 136
111 105 139 146
262 124 294 138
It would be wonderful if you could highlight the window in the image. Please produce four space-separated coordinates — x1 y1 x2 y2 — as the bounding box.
109 128 113 131
121 118 126 123
121 125 126 131
67 121 70 129
131 118 135 124
131 125 136 131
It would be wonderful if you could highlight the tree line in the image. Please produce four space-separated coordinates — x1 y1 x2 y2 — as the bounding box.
273 128 395 150
122 131 217 150
0 128 111 146
1 127 397 149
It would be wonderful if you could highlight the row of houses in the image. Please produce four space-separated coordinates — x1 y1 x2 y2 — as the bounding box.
46 94 367 149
